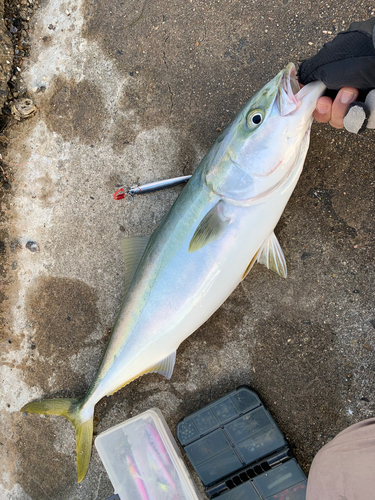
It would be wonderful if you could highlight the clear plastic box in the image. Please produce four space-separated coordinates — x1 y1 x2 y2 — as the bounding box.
95 408 202 500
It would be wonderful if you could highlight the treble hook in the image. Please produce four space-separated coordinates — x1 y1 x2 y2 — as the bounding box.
113 187 134 203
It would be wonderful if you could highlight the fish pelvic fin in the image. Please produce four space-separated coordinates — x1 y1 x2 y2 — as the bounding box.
189 201 231 253
20 397 94 483
257 231 287 278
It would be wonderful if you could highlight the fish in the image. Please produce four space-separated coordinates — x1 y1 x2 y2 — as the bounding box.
20 63 325 482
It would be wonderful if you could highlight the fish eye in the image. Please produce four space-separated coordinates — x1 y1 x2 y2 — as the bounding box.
246 109 265 129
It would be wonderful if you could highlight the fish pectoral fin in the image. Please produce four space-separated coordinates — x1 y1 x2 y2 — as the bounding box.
257 231 287 278
120 235 151 295
189 201 231 253
147 351 176 380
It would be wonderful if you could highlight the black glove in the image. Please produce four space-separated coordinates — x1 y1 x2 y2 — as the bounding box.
298 18 375 133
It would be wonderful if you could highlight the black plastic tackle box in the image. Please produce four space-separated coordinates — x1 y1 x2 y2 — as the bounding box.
176 386 307 500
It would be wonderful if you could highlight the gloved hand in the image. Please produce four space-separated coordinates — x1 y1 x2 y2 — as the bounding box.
298 18 375 133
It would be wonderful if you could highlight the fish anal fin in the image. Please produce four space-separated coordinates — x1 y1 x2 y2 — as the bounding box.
257 231 287 278
189 201 231 253
120 235 150 296
108 351 177 396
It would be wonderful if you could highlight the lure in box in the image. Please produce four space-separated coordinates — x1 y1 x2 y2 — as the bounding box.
95 408 202 500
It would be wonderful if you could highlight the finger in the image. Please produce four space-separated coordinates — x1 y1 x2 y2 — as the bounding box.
365 89 375 129
313 96 333 123
343 102 369 134
329 88 359 128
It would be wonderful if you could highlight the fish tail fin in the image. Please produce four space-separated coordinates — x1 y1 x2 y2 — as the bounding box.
21 397 94 483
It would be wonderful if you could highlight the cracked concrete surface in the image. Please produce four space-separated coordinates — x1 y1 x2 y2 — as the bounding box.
1 0 374 499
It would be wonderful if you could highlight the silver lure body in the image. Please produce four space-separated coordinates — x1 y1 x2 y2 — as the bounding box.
129 175 192 196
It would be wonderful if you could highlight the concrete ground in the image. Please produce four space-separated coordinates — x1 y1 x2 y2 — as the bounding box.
1 0 374 499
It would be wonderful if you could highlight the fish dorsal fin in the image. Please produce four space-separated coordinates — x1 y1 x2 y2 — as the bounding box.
120 235 150 295
147 351 176 380
189 201 231 253
257 231 287 278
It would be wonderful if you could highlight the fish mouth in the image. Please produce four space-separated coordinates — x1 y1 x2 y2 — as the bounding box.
277 63 302 115
282 63 301 98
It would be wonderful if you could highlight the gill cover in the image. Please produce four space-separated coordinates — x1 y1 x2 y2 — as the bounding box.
203 64 309 207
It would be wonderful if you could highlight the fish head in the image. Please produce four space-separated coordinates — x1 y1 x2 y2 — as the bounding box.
205 63 326 205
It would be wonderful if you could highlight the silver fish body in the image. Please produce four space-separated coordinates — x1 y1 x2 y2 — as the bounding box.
21 63 325 482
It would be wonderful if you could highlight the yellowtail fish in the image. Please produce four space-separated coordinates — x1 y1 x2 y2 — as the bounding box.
21 63 325 482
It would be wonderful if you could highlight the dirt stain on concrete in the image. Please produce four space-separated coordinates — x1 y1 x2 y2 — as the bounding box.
22 276 101 395
110 67 171 152
13 277 103 497
15 413 76 500
36 172 56 204
111 116 137 153
43 76 107 145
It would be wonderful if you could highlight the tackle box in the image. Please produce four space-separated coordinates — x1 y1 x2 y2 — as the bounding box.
176 386 307 499
96 408 202 500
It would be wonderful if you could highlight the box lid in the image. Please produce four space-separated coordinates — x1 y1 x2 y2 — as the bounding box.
96 408 202 500
177 387 286 487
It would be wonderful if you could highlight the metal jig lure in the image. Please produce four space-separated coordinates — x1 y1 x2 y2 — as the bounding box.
113 175 192 202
